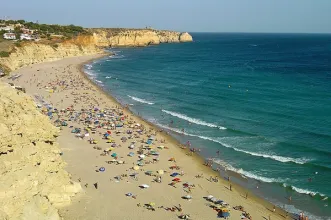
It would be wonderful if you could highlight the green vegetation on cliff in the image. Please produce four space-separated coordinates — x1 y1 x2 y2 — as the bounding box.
0 19 87 38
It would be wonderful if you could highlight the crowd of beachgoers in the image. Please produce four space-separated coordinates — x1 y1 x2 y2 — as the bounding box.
4 55 301 220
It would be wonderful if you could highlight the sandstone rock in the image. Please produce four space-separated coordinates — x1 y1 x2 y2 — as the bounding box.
179 32 193 42
90 29 192 47
0 83 81 219
0 30 193 72
0 37 102 72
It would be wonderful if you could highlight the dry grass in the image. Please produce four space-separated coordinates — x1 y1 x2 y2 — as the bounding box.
0 39 14 52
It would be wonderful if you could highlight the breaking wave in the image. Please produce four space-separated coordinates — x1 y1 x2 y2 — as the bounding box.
155 123 309 165
162 110 226 130
128 95 154 105
212 158 285 183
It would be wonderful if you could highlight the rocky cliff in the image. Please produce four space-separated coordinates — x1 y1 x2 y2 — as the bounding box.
0 29 192 72
0 35 102 72
0 83 82 220
89 28 193 47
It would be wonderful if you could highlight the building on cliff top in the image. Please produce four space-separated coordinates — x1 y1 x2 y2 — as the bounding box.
3 33 16 40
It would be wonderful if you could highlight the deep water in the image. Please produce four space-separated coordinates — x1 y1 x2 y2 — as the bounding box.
85 33 331 219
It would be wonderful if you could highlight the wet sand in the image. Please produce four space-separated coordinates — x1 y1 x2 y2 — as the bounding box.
5 54 289 220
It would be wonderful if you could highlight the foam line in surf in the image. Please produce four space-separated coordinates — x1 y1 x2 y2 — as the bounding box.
282 183 326 197
162 109 226 130
212 159 284 183
156 123 309 165
128 95 154 105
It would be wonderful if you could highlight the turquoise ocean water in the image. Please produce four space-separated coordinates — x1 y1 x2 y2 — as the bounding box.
85 33 331 219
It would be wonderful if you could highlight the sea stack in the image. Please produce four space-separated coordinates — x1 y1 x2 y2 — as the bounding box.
179 32 193 42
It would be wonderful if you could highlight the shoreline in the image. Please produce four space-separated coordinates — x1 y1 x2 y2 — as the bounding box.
79 56 291 218
5 54 290 220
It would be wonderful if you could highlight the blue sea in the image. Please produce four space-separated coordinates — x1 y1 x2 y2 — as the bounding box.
85 33 331 219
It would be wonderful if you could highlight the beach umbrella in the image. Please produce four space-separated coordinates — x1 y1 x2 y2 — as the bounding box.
210 197 218 203
117 160 124 164
129 144 135 149
111 153 117 157
173 178 181 182
179 214 190 220
145 171 153 175
215 199 224 205
148 202 155 207
128 152 134 157
182 195 192 200
170 172 179 177
137 161 144 166
111 143 117 147
130 172 139 177
157 170 164 175
133 166 139 170
99 167 105 172
139 155 145 159
140 184 150 189
158 145 164 149
168 157 175 161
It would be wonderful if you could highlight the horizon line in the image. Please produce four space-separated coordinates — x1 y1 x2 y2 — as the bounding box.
185 31 331 35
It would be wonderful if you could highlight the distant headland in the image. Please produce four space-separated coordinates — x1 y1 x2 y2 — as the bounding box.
0 19 193 74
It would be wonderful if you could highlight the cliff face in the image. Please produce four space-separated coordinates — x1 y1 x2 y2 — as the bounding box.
0 35 102 72
0 83 81 220
0 29 193 72
90 29 193 47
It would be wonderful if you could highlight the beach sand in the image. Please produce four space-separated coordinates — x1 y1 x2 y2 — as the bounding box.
5 54 289 220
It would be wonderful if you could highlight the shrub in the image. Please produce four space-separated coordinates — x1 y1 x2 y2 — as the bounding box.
14 42 22 47
0 51 10 57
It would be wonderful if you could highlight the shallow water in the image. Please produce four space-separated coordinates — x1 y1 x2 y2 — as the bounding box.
86 33 331 219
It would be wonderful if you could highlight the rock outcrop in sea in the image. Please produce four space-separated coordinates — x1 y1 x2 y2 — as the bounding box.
0 83 81 220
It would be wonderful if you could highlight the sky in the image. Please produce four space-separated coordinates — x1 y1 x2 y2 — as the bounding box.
1 0 331 33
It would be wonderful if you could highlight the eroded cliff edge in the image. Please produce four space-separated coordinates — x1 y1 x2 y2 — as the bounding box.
0 35 103 72
0 83 82 220
89 29 193 47
0 29 192 72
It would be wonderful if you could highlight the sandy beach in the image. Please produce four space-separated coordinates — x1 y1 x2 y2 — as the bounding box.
4 54 289 220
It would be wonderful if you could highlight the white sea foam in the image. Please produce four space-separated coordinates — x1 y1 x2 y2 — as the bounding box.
155 123 309 165
217 141 310 164
277 203 328 220
128 95 154 105
85 70 96 77
95 80 103 84
111 55 125 59
212 158 284 183
162 110 226 130
290 186 323 197
105 76 112 79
